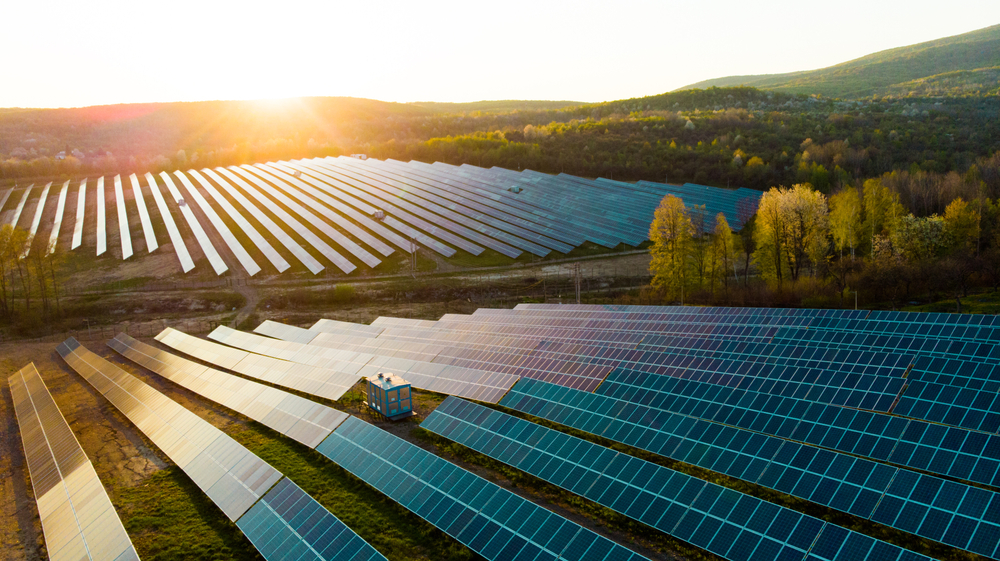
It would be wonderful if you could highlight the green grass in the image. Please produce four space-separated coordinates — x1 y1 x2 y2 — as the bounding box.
901 288 1000 314
118 468 262 561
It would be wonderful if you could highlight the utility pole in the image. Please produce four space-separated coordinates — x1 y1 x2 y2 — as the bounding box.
410 237 418 278
574 263 581 304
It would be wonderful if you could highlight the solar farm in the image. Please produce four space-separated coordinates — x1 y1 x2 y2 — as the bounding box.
5 302 1000 561
0 157 759 278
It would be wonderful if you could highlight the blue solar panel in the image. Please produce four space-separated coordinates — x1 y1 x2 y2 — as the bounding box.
424 397 934 561
238 478 386 561
316 417 648 561
492 382 1000 558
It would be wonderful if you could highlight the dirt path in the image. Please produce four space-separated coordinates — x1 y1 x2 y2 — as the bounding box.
231 279 260 328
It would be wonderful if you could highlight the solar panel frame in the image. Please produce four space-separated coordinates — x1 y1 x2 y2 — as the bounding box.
47 180 70 255
144 172 195 273
199 167 322 275
128 173 158 253
25 181 51 256
8 363 140 561
238 164 383 267
156 328 362 401
186 169 290 273
317 416 649 561
110 333 348 448
10 184 32 228
425 397 935 561
219 166 356 274
57 338 386 561
159 171 228 275
273 160 456 258
71 179 86 250
173 170 261 276
112 175 133 259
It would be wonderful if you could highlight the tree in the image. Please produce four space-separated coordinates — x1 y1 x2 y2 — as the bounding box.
753 184 829 284
861 178 905 252
712 213 736 292
943 197 980 255
649 195 693 301
829 187 861 259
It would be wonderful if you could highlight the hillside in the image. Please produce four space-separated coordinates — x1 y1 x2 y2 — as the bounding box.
409 100 587 113
678 24 1000 98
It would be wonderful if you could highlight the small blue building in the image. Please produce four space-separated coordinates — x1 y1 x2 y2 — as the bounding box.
366 372 414 421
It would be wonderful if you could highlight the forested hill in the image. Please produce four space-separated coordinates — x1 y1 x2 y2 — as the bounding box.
678 24 1000 98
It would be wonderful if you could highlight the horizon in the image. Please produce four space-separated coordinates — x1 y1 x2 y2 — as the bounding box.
3 1 1000 109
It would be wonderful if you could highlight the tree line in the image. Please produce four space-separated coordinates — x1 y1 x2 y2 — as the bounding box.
648 170 1000 310
0 225 64 327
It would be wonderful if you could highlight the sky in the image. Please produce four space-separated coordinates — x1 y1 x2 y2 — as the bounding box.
4 0 1000 109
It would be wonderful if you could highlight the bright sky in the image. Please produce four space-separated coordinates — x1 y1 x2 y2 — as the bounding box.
4 0 999 109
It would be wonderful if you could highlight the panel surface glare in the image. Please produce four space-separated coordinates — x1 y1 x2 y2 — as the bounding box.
8 363 139 561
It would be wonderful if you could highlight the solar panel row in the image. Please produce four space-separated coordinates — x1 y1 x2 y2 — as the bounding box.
3 158 692 276
8 363 139 561
496 380 1000 558
424 397 934 561
156 328 361 401
56 338 387 561
109 333 348 448
210 326 517 403
317 416 650 561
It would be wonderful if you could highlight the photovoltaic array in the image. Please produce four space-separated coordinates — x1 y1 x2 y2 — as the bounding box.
109 333 348 448
424 397 931 561
316 416 649 561
56 338 387 561
0 157 759 274
103 334 655 561
7 363 139 561
244 302 1000 559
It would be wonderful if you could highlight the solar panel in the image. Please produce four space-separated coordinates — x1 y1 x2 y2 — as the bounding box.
47 180 69 255
96 177 107 256
56 338 387 561
340 159 562 256
424 397 934 561
144 173 195 273
236 477 388 561
110 333 348 448
187 169 290 273
319 159 522 258
173 170 261 276
274 160 457 258
318 416 649 561
199 168 323 275
236 164 382 268
25 181 51 256
209 325 518 404
8 363 139 561
159 171 228 275
0 188 12 221
248 164 395 258
297 159 483 256
71 179 86 250
128 173 158 252
258 162 417 254
219 166 355 274
113 175 133 259
156 328 361 401
9 184 32 228
495 379 999 558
